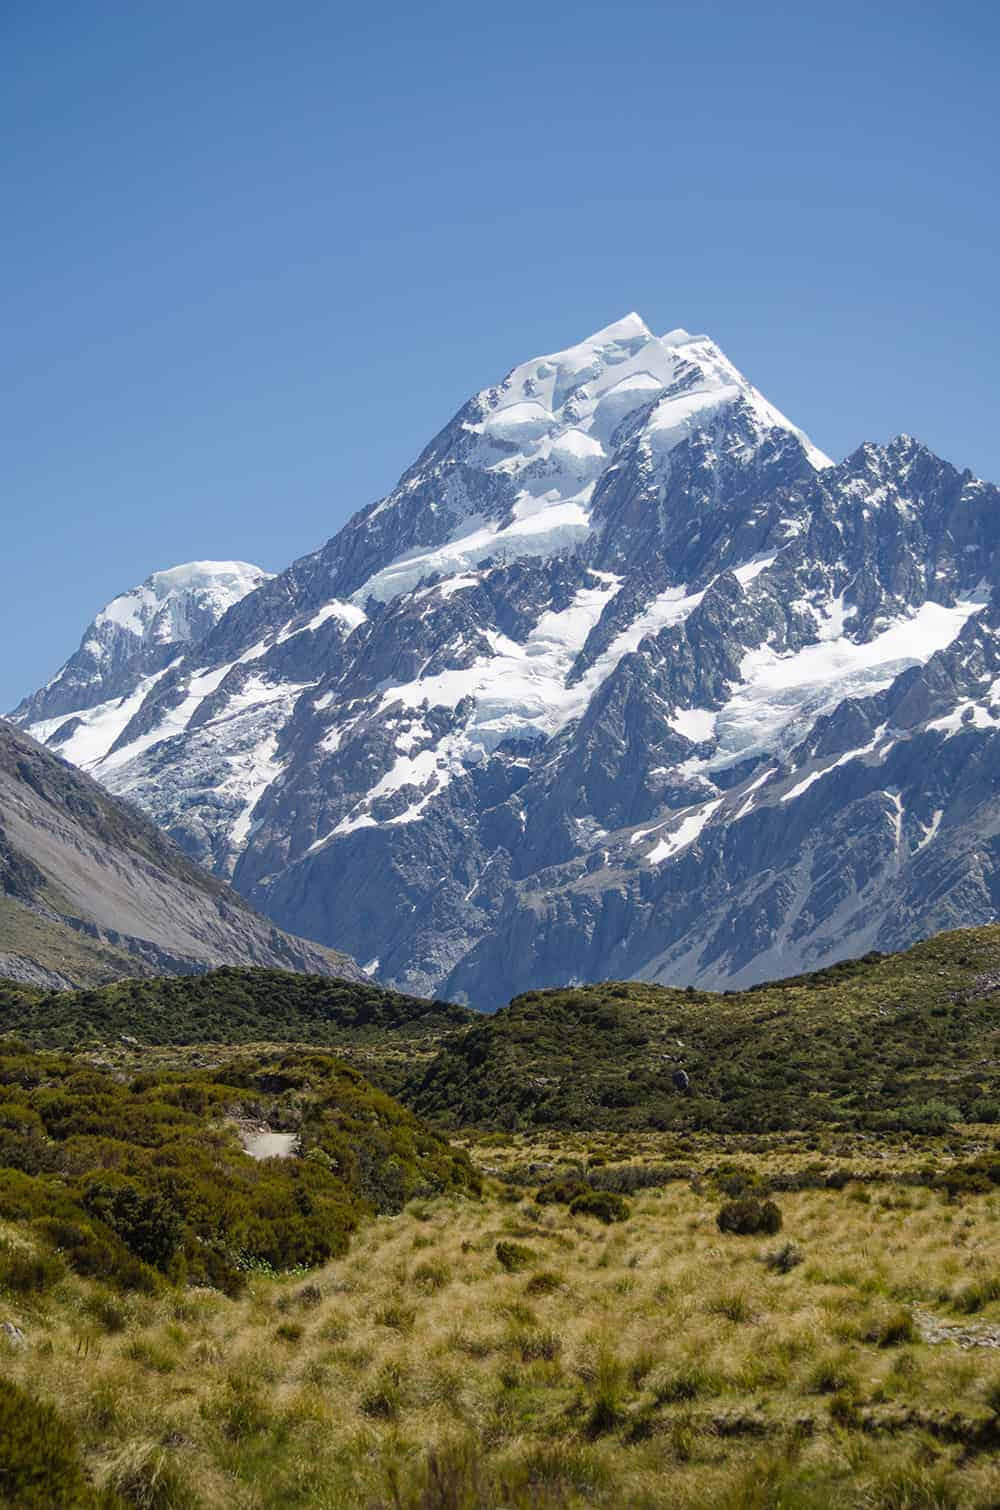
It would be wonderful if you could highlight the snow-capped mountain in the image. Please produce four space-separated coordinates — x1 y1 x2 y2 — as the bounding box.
14 314 1000 1004
15 560 270 744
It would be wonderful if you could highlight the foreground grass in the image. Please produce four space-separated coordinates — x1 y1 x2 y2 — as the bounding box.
2 1132 1000 1507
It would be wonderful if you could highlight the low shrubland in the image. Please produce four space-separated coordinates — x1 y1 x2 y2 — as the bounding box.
405 925 1000 1132
0 1041 475 1298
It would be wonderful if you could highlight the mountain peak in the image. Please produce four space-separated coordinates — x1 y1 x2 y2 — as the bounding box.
579 311 655 345
96 560 271 639
12 558 271 730
13 316 1000 1010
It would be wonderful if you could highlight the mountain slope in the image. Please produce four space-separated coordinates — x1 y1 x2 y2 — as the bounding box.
13 315 1000 1003
0 720 362 987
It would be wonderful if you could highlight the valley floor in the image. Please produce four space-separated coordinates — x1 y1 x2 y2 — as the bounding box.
3 1129 1000 1508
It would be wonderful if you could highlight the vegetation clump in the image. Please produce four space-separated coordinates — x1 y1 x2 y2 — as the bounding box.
716 1197 782 1235
405 926 1000 1132
0 1377 106 1508
495 1241 535 1272
535 1173 588 1205
569 1189 631 1224
0 1042 475 1294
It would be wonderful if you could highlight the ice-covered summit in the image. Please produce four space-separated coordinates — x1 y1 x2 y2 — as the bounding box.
477 312 831 468
94 561 271 646
347 315 831 606
14 559 270 731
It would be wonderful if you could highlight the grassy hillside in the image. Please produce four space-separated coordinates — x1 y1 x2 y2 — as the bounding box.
0 967 480 1094
7 926 1000 1133
406 926 1000 1132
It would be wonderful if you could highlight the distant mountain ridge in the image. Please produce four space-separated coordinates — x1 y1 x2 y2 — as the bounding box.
13 314 1000 1004
0 719 362 988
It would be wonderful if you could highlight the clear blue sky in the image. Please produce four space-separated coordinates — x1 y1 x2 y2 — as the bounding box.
3 0 998 711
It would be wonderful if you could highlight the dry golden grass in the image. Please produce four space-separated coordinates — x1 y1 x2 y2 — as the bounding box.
2 1133 1000 1507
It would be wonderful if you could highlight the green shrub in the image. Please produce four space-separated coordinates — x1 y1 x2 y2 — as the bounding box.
524 1269 564 1296
569 1190 631 1224
864 1307 917 1347
828 1389 861 1428
807 1356 858 1395
535 1175 588 1205
34 1217 160 1294
763 1242 803 1273
0 1242 64 1296
82 1180 181 1270
716 1198 782 1236
495 1241 535 1272
0 1377 103 1507
894 1100 961 1133
952 1275 1000 1314
82 1292 130 1333
584 1352 626 1437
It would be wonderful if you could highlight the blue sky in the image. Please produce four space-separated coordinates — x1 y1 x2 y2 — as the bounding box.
3 0 998 711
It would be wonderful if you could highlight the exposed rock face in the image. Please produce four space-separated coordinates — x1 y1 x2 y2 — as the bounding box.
0 720 362 987
13 315 1000 1005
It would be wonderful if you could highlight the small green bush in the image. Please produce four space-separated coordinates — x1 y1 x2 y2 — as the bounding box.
34 1217 160 1294
763 1242 803 1274
569 1190 630 1224
535 1175 588 1205
82 1180 181 1270
525 1269 564 1296
495 1241 535 1272
952 1276 1000 1314
807 1356 858 1395
716 1198 782 1236
0 1377 102 1507
0 1242 64 1296
864 1307 917 1347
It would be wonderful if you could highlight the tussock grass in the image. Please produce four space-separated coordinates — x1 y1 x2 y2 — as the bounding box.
0 1133 998 1505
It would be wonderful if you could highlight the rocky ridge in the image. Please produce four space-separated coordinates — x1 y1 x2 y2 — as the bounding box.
0 719 362 988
